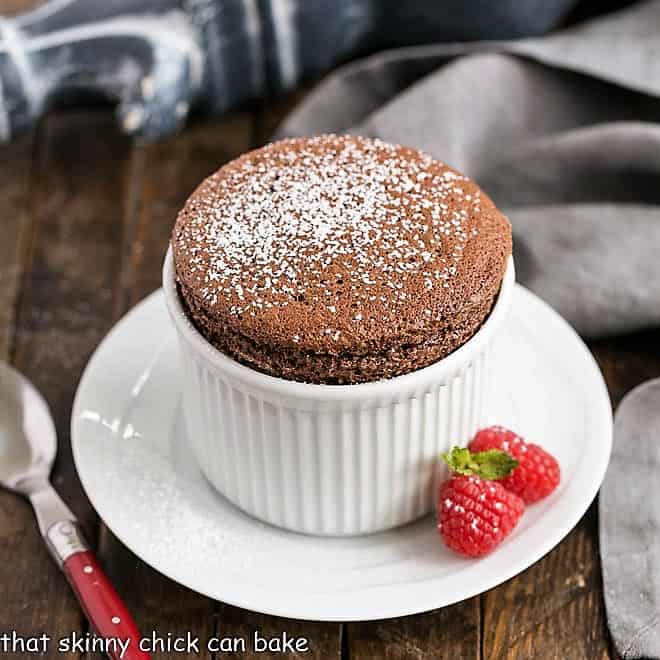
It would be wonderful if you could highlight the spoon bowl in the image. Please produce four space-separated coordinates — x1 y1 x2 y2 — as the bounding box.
0 362 56 494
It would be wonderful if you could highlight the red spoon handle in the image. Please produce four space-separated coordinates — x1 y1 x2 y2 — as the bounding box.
63 551 150 660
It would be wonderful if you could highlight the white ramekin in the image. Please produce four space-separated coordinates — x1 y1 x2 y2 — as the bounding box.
163 248 514 536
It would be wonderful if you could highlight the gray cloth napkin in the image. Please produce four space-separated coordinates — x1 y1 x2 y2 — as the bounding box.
601 380 660 659
277 0 660 339
276 3 660 657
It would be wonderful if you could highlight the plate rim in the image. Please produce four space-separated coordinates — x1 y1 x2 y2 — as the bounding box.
71 284 613 621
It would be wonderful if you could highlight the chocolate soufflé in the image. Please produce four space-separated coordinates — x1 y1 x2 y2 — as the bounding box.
171 135 511 384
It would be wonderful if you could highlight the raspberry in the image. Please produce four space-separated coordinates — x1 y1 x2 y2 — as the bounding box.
469 426 560 503
437 475 524 557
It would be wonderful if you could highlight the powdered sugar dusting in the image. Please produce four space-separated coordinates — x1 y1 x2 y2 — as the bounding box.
174 134 483 337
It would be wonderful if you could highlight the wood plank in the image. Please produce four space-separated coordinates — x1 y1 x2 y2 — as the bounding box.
91 115 257 660
590 330 660 408
349 600 480 660
0 134 38 640
2 110 132 656
0 135 32 359
482 507 609 660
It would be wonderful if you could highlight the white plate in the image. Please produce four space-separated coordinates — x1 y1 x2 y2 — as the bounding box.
71 285 612 622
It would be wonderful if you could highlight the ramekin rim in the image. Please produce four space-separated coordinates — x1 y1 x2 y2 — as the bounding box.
162 246 514 401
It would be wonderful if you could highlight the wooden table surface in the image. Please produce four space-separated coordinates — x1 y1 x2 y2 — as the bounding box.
1 6 659 658
2 95 657 660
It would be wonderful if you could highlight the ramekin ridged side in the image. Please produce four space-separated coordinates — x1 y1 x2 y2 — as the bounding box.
163 249 514 536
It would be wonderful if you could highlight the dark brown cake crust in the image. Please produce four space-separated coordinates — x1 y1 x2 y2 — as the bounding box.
172 135 511 384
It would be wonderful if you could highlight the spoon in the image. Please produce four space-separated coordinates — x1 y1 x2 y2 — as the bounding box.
0 361 149 660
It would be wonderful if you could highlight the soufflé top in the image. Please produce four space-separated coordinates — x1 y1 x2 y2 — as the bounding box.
172 134 511 384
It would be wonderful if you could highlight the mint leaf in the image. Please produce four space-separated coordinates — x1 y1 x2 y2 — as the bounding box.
441 447 475 475
441 446 518 480
471 449 519 480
